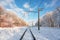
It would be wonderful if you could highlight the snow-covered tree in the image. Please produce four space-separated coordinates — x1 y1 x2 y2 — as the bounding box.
35 7 60 27
0 6 28 27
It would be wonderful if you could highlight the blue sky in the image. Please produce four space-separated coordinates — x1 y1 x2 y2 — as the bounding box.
0 0 60 25
15 0 60 22
15 0 60 16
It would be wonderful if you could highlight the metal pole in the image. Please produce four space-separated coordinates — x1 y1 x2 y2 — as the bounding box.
32 21 33 26
38 8 40 30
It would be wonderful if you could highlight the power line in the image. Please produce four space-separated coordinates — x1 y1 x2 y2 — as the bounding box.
26 0 44 30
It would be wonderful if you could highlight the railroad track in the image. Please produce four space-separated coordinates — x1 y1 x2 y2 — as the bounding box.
20 28 27 40
29 29 36 40
19 28 36 40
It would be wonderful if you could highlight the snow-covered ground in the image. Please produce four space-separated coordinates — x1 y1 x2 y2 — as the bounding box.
30 27 60 40
22 29 33 40
0 27 60 40
0 27 27 40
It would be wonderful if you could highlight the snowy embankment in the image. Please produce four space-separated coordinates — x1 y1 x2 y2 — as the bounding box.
0 27 27 40
30 27 60 40
0 27 60 40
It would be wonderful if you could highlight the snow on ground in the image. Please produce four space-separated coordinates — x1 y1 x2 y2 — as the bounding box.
0 27 27 40
30 27 49 40
0 27 60 40
30 27 60 40
22 29 33 40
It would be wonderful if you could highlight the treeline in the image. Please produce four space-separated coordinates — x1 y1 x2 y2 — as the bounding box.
35 7 60 27
0 6 28 27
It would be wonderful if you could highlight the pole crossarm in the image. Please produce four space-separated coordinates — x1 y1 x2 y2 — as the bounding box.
25 8 43 13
